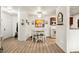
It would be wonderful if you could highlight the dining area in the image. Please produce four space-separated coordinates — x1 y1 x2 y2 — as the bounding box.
31 19 46 43
32 30 46 43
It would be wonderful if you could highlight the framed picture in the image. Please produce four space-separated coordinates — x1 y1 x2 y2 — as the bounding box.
35 19 44 28
57 12 63 25
26 19 29 25
32 22 34 25
32 21 34 25
21 19 24 25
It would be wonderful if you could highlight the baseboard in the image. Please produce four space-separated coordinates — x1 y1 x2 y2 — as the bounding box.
55 43 65 53
29 36 32 38
0 47 3 53
0 37 3 53
3 36 14 40
46 36 51 38
46 36 56 39
70 51 79 53
51 37 56 39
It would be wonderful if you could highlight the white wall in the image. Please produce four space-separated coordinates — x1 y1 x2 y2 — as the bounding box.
18 11 31 41
56 7 69 52
68 30 79 52
67 14 79 52
1 11 17 39
44 16 51 36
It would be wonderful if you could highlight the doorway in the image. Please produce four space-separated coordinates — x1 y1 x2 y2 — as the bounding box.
15 23 18 38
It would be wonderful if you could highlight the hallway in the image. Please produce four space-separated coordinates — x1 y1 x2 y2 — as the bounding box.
2 38 64 53
0 6 68 53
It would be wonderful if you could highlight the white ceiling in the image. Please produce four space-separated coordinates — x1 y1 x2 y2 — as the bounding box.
2 6 79 17
13 6 57 16
70 6 79 16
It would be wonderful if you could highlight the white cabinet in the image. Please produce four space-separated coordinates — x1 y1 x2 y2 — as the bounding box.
51 26 56 39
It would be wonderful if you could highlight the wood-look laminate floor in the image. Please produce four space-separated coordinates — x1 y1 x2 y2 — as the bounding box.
2 37 64 53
